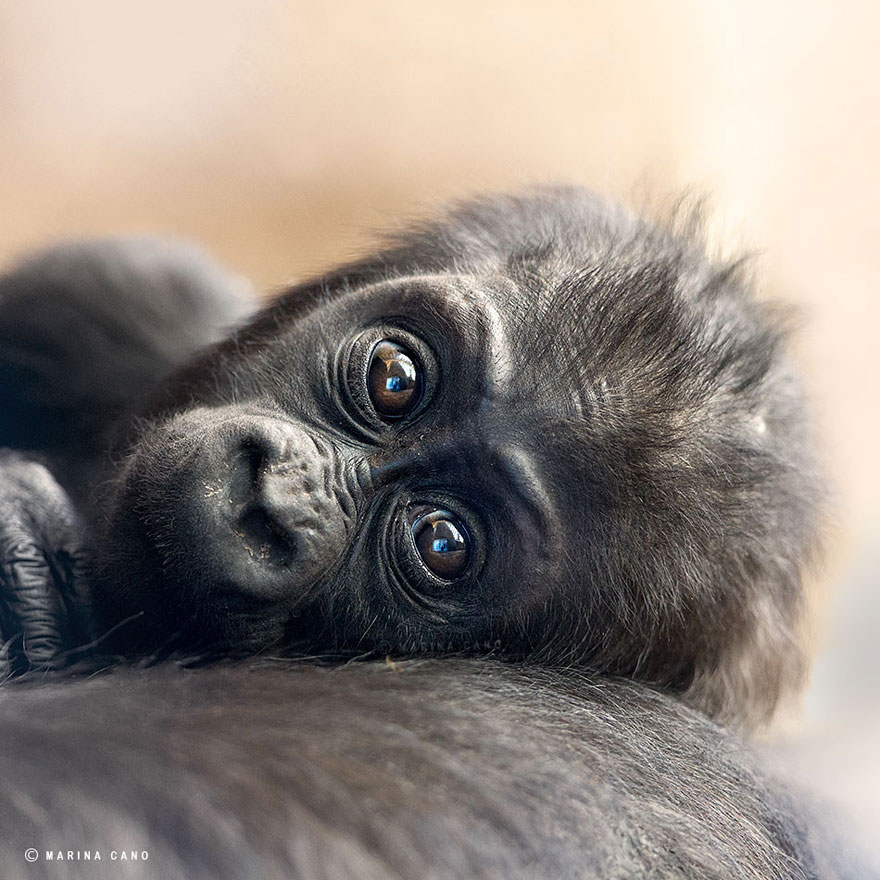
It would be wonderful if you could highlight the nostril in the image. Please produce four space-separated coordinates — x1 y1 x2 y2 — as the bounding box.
226 430 301 568
236 506 296 567
240 438 268 479
227 437 273 506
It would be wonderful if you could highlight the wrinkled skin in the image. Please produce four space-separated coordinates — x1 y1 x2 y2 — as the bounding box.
0 190 820 725
0 452 91 675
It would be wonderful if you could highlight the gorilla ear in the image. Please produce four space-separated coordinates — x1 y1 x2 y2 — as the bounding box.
685 569 810 729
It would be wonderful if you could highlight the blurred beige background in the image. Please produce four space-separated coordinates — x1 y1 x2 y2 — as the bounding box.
1 0 878 840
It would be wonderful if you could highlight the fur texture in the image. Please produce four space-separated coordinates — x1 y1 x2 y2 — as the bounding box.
0 660 870 880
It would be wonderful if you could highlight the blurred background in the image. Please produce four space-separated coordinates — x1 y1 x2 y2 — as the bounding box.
1 0 877 845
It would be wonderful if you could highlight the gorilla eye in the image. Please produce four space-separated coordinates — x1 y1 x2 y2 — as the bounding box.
367 340 421 418
411 509 470 580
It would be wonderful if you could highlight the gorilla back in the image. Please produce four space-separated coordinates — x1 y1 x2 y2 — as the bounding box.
0 188 821 726
0 660 869 880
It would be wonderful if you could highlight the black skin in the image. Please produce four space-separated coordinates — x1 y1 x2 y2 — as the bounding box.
1 660 874 880
0 189 821 726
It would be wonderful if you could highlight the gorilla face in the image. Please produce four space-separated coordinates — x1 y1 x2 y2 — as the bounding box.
91 189 819 724
96 274 563 651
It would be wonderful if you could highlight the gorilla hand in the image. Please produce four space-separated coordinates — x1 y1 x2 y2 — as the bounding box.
0 451 91 676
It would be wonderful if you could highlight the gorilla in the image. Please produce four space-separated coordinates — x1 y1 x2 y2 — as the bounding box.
0 187 820 727
0 660 874 880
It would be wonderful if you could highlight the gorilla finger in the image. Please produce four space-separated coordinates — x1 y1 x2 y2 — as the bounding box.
0 530 67 667
0 635 13 680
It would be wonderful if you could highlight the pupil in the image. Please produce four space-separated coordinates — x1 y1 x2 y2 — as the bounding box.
367 340 420 417
410 509 470 580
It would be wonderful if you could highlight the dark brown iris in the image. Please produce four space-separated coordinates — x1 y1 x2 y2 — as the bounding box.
411 509 470 580
367 340 421 418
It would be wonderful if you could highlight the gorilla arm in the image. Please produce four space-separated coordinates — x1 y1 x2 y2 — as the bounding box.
0 239 255 671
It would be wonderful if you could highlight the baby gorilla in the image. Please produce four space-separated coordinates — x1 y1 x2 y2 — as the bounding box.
0 188 820 726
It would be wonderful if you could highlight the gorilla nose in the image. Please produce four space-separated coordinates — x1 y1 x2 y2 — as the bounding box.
228 435 298 568
174 410 361 598
230 421 355 581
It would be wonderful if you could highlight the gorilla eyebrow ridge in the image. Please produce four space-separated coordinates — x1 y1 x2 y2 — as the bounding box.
358 273 515 396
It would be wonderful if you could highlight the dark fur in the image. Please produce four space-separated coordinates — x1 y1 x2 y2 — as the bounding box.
0 660 870 880
0 188 820 726
0 237 254 505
